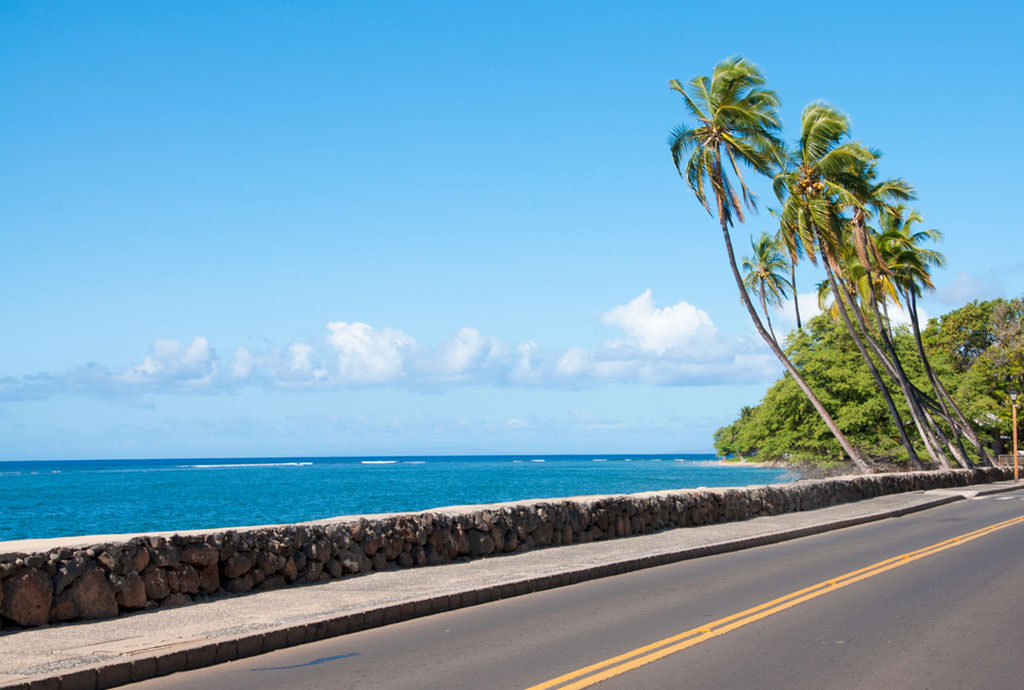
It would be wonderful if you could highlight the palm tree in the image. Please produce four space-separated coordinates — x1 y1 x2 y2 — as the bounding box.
790 260 803 329
843 164 960 468
742 232 790 342
773 103 926 469
772 102 876 269
669 57 870 472
840 162 967 467
879 209 993 465
843 164 973 468
785 234 804 329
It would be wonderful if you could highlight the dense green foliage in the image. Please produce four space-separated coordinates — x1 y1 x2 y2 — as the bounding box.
927 298 1024 444
715 299 1021 466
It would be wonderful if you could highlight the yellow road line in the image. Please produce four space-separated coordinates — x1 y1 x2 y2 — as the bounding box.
525 515 1024 690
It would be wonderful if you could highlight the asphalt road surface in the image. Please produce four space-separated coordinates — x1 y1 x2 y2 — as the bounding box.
127 487 1024 690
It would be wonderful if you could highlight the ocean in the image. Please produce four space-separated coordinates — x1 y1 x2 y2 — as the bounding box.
0 454 796 541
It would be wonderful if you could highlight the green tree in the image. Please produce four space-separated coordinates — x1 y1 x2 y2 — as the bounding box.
668 57 870 472
719 298 1024 466
742 232 791 342
930 298 1024 450
713 314 948 465
713 405 755 458
924 300 998 373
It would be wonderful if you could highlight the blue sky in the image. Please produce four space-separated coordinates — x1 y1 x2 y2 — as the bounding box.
2 2 1021 460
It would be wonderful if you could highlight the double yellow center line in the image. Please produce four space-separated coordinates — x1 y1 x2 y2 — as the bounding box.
525 515 1024 690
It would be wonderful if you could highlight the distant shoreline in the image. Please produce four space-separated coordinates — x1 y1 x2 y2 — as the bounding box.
712 459 777 468
713 458 834 478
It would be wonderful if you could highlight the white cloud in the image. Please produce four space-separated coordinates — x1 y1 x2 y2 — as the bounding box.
774 292 823 329
433 327 506 378
231 347 253 379
509 340 542 385
600 289 716 355
326 321 416 384
116 337 217 388
288 343 315 373
0 290 783 401
556 347 592 376
593 290 778 384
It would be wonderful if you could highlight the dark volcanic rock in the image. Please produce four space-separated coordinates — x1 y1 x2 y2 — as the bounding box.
142 567 170 601
49 590 78 622
151 545 179 568
466 530 495 557
132 545 150 573
53 555 88 595
176 564 200 594
197 564 220 594
1 568 52 627
71 564 118 620
113 571 148 610
281 556 298 582
325 559 344 578
180 544 219 568
222 552 255 579
225 573 254 594
162 593 192 608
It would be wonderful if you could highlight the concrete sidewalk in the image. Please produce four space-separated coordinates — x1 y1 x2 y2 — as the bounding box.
2 482 1021 690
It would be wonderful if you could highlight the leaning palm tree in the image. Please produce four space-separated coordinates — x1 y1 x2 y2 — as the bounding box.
773 103 927 468
742 232 790 342
838 162 963 468
842 163 972 468
669 57 870 472
879 209 993 465
786 234 804 329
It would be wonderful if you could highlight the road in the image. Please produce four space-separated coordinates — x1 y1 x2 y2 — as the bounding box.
127 487 1024 690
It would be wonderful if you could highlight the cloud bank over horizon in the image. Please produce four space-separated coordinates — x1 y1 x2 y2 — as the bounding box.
0 291 780 402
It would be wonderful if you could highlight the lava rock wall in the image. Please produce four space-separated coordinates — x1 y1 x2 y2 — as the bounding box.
0 468 1010 628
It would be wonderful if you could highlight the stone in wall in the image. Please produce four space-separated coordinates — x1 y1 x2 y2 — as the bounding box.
1 568 52 627
180 544 218 568
70 563 118 620
142 566 170 601
198 564 220 593
112 571 147 610
222 551 255 579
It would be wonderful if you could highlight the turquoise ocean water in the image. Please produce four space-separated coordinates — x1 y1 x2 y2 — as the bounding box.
0 455 796 541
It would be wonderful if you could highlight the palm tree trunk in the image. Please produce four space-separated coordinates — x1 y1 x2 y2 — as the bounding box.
839 263 952 469
760 289 778 343
860 267 963 468
716 209 870 472
821 262 923 469
881 297 894 342
908 291 994 466
918 399 968 468
904 289 972 465
791 263 802 329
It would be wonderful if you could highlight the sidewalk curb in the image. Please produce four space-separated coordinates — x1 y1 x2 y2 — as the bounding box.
969 482 1024 496
1 492 971 690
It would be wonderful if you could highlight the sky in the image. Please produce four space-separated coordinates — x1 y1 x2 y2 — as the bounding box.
1 1 1022 460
